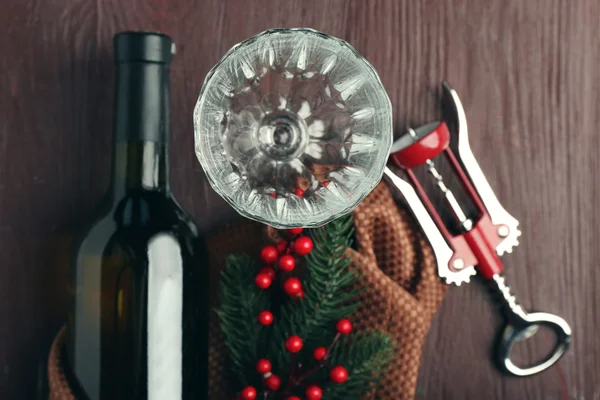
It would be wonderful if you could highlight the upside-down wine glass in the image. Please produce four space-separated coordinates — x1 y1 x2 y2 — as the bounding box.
194 28 392 228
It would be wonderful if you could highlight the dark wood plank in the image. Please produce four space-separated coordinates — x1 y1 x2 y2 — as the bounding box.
0 0 597 398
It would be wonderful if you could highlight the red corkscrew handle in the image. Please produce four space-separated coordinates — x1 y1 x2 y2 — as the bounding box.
390 122 450 169
463 224 504 279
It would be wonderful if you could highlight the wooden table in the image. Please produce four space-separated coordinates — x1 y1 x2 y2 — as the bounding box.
0 1 596 398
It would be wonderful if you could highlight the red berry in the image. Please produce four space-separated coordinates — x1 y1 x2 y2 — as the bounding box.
269 192 277 198
257 310 274 326
329 365 348 384
336 318 352 335
305 385 323 400
285 335 303 353
286 397 301 400
265 374 281 391
288 227 304 235
278 255 296 272
276 240 288 254
283 277 302 296
296 290 305 300
294 188 305 197
293 236 313 256
255 273 272 290
256 358 272 374
313 346 327 361
322 181 330 187
260 245 279 264
240 386 257 400
258 267 276 280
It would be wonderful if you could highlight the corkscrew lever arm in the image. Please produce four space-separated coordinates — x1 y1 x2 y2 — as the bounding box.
440 82 571 375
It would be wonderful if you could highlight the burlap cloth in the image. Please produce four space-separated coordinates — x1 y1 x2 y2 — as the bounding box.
48 183 447 400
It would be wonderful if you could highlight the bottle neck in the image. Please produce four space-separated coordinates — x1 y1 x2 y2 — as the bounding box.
111 140 169 197
111 60 170 197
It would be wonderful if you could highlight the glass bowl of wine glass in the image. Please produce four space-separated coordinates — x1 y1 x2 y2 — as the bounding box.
194 28 392 228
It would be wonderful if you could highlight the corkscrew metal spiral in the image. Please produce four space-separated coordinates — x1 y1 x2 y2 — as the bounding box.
383 82 571 377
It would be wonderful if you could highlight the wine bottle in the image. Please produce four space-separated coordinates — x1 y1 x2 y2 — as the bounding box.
65 31 208 400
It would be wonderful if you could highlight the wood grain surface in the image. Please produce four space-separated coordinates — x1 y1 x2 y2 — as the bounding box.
0 0 597 398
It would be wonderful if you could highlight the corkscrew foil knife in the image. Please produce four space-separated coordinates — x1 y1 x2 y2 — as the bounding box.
384 82 571 377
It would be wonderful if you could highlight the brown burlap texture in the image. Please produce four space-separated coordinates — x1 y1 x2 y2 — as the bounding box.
48 183 447 400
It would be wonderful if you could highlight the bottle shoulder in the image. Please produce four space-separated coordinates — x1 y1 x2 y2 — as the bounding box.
72 191 202 258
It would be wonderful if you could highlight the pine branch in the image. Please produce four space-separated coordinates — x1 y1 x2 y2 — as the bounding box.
217 215 396 399
217 254 269 386
321 331 396 399
268 215 360 381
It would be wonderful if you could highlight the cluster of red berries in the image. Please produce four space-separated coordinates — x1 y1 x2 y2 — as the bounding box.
255 227 314 328
236 318 354 400
269 187 310 199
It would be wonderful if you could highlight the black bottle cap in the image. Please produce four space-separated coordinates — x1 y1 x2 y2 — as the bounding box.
113 31 175 65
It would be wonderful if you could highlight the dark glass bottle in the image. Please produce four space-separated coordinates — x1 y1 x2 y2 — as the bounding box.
65 32 208 400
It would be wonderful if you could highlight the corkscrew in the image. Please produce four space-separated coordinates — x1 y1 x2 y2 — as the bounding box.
384 82 571 376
